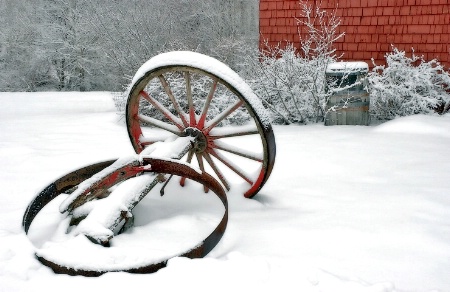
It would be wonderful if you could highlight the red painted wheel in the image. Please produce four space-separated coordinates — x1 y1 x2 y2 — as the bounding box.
126 52 276 198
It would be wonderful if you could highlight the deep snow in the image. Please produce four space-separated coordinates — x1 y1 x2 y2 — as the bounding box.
0 92 449 292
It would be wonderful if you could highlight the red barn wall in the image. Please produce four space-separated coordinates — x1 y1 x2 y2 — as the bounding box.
259 0 450 68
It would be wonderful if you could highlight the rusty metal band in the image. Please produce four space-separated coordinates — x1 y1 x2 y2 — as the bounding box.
22 158 228 276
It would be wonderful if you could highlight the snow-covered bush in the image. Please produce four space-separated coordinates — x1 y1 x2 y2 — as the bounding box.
244 1 344 124
246 44 331 124
368 47 450 120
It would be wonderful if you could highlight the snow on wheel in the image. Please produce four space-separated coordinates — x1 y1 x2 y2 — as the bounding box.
126 51 276 198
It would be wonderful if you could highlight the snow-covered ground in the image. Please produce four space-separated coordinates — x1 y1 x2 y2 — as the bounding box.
1 92 449 292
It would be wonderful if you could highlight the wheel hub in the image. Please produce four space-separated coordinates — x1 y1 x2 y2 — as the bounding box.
183 127 207 153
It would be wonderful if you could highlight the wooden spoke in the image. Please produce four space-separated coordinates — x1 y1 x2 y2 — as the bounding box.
202 152 230 191
138 114 182 136
208 148 254 185
212 140 263 162
180 149 195 187
209 124 259 139
185 72 196 127
139 90 184 130
203 100 244 133
158 75 189 127
196 153 209 193
197 78 218 129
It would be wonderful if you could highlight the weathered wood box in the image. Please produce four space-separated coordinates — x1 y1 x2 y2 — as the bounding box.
324 62 370 126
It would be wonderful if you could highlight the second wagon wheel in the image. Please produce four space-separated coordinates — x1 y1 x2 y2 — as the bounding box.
126 51 276 198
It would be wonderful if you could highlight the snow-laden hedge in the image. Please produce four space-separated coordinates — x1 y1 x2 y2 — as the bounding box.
244 45 450 125
368 47 450 120
244 44 335 125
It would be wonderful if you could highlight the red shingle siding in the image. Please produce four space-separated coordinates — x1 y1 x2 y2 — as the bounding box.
259 0 450 67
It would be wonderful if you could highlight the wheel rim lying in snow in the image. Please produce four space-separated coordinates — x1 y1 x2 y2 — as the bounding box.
23 158 228 276
126 52 276 198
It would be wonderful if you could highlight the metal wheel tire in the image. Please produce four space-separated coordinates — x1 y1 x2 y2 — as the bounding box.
23 158 228 276
126 52 276 198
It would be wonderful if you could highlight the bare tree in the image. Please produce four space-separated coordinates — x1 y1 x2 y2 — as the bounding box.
0 0 43 91
0 0 259 92
37 0 111 91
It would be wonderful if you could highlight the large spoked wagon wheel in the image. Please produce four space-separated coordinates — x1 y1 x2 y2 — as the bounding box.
126 51 276 198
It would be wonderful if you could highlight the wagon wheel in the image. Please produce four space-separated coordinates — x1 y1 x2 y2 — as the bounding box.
126 51 276 198
23 158 228 276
